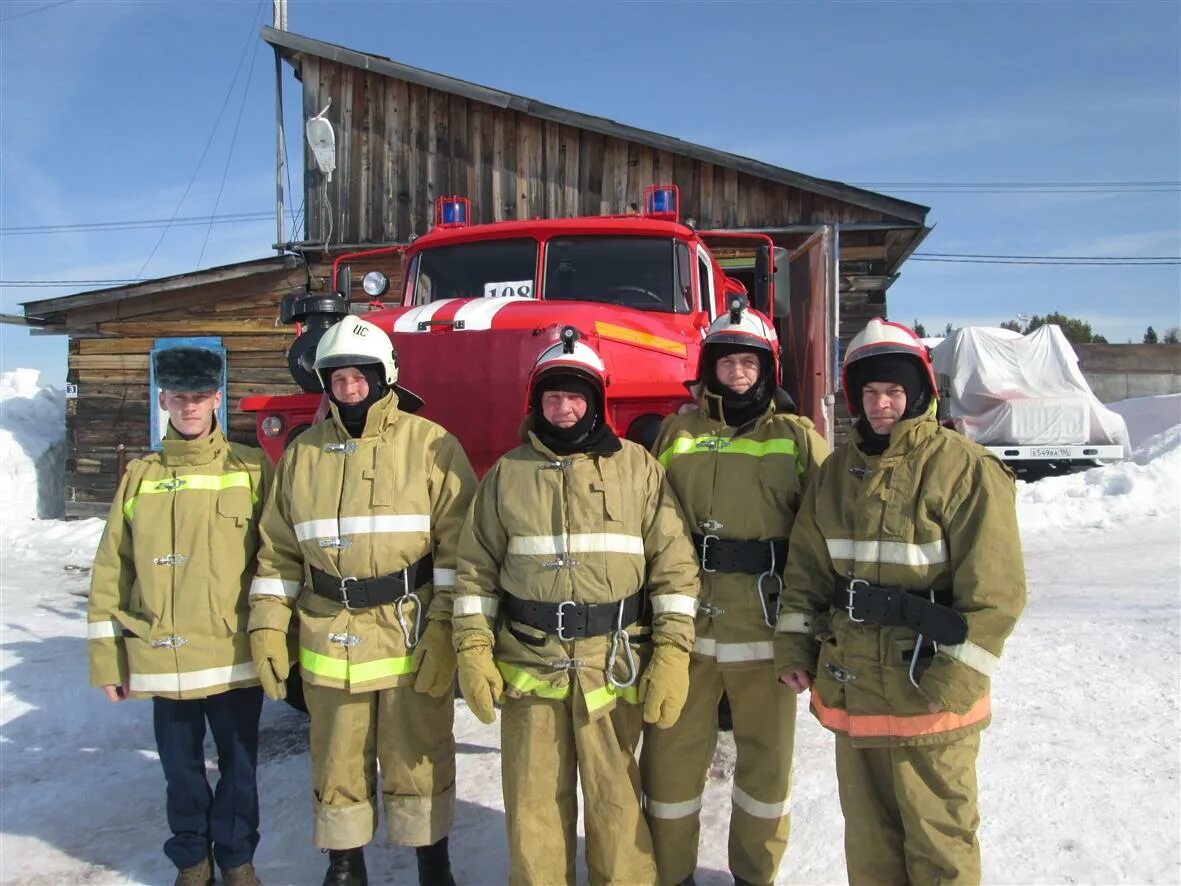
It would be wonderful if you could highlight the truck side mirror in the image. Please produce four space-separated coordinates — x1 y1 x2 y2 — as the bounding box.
772 247 790 317
751 246 772 314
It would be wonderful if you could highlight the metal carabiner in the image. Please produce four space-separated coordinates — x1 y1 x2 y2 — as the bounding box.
908 590 939 690
396 585 423 649
605 600 638 690
757 570 784 628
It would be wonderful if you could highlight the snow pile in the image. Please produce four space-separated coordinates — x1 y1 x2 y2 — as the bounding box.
1017 421 1181 530
0 388 1178 883
1106 392 1181 449
0 368 67 520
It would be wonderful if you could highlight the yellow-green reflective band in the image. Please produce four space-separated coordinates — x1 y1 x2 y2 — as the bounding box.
124 471 256 520
299 647 414 684
496 661 570 699
658 435 800 469
584 681 640 712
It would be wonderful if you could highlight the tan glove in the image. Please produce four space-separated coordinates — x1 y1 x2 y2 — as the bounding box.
250 628 290 701
456 636 503 724
412 620 457 697
640 643 690 728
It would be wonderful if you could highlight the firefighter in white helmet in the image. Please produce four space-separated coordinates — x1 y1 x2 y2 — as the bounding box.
640 296 830 886
248 317 476 886
452 326 701 885
777 317 1026 884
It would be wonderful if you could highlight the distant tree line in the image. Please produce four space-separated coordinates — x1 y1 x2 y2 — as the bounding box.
911 313 1180 345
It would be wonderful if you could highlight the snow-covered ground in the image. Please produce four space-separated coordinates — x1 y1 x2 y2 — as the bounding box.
1 376 1178 885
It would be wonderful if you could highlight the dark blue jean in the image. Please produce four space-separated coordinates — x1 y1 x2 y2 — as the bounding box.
152 686 264 870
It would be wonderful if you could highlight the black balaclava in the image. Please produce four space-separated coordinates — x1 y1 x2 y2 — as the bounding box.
326 363 389 438
531 372 620 455
703 343 774 428
848 353 931 455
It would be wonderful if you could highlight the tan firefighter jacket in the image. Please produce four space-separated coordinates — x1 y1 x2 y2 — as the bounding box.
248 392 476 693
776 410 1026 747
452 424 700 721
88 426 270 700
654 401 829 668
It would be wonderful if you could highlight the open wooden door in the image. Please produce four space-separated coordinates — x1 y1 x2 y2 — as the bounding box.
781 226 837 443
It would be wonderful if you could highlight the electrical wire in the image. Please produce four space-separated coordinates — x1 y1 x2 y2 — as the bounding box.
0 0 74 23
196 0 266 269
855 180 1180 194
1 212 273 235
134 5 266 280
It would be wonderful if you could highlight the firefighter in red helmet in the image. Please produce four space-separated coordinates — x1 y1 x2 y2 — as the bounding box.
777 317 1026 884
452 326 701 885
641 296 830 886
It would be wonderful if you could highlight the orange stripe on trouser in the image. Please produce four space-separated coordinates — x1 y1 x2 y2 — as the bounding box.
810 693 991 739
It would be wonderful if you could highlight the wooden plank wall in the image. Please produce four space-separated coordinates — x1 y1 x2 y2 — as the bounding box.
64 269 306 514
302 58 893 245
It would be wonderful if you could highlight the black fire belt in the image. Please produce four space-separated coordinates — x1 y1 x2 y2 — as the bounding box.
692 535 787 575
833 580 968 645
310 553 432 610
502 590 645 644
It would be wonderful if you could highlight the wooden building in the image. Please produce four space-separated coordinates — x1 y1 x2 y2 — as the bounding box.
23 27 930 516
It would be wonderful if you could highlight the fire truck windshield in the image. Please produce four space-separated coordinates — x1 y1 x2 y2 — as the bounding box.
411 238 537 303
544 236 686 313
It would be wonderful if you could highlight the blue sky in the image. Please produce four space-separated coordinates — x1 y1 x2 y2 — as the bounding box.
2 0 1178 387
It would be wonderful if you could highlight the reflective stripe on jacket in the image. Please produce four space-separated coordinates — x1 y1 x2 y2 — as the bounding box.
453 428 700 720
87 427 269 700
777 412 1026 747
248 391 476 693
653 403 829 666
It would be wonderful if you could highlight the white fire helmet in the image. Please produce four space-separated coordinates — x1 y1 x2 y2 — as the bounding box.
698 294 779 381
313 317 399 390
526 326 607 413
840 317 937 413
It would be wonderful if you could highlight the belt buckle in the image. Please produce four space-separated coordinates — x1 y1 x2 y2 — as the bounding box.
555 600 576 642
846 578 867 623
339 576 358 611
699 534 718 573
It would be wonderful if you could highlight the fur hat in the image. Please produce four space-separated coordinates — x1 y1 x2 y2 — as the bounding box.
154 347 223 393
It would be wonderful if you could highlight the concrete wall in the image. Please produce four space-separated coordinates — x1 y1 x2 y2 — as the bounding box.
1075 343 1181 403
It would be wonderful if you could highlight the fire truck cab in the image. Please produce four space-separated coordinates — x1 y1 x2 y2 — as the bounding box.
242 186 834 474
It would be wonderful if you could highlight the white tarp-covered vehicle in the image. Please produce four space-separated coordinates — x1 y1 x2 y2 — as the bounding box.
930 325 1131 475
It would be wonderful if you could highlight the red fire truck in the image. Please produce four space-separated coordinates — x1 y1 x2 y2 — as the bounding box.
242 186 837 471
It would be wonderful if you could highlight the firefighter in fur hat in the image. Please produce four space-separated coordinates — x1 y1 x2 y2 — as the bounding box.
89 345 270 886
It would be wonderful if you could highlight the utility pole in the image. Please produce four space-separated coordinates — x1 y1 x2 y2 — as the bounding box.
273 0 288 254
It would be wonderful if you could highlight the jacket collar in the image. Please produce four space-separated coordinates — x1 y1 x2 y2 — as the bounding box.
161 422 228 467
327 390 401 439
694 383 776 436
852 408 939 463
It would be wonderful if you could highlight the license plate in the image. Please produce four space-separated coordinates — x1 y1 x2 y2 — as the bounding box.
1030 447 1071 458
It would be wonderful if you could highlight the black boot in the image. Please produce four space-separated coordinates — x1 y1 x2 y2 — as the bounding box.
416 836 456 886
322 848 368 886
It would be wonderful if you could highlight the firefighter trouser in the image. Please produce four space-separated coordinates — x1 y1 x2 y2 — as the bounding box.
835 731 981 886
501 688 656 886
641 656 795 886
304 681 455 850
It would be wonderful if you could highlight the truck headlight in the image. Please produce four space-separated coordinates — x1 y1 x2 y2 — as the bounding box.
261 415 285 438
362 271 389 297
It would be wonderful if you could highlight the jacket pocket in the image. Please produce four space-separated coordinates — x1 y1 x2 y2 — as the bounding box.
883 635 936 715
217 487 253 527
